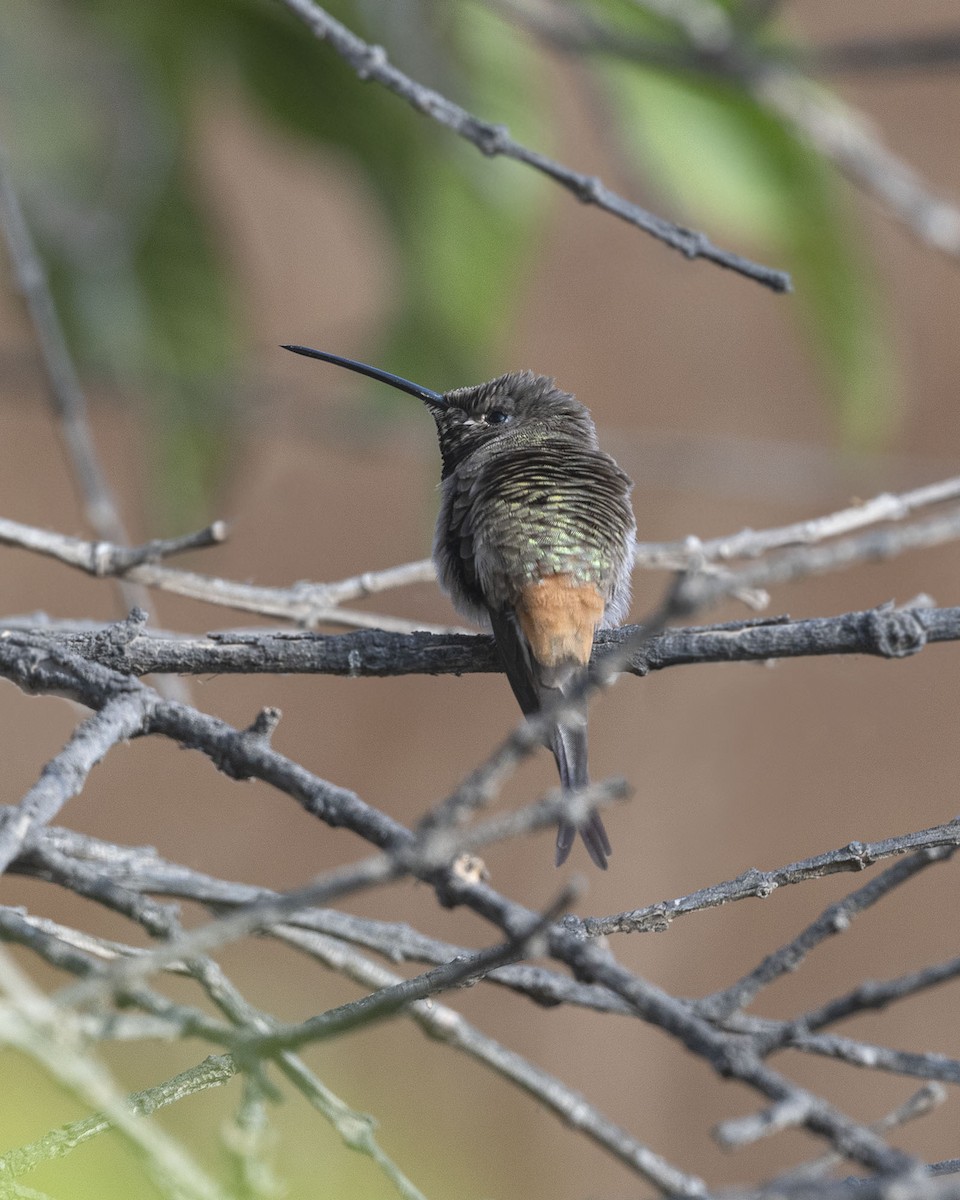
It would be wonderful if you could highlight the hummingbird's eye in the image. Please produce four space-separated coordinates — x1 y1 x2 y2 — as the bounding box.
485 409 510 425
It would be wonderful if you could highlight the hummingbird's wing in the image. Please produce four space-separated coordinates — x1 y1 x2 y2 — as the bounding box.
488 610 611 870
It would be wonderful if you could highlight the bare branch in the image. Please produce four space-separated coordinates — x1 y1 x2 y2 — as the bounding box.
635 475 960 568
10 809 960 1182
4 829 631 1017
784 1031 960 1089
50 779 619 1011
560 947 919 1176
717 1083 946 1154
0 694 152 874
0 897 702 1197
757 73 960 259
713 1094 816 1149
672 502 960 611
240 882 581 1058
0 149 127 547
5 471 960 635
4 603 954 681
9 9 960 1189
794 956 960 1037
0 146 192 668
15 814 960 1027
5 469 960 640
277 0 790 292
273 923 707 1196
316 558 437 606
502 2 960 262
578 819 960 937
88 523 229 574
0 623 945 1175
2 833 700 1197
0 905 427 1200
767 1085 947 1183
0 517 459 633
697 847 955 1021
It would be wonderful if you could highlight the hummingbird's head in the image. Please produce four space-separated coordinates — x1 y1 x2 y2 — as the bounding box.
433 371 597 475
281 346 599 477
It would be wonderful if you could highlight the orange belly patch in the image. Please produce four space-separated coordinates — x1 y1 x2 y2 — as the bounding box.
516 574 605 667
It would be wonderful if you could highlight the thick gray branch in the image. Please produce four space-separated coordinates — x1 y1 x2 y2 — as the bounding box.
2 603 952 678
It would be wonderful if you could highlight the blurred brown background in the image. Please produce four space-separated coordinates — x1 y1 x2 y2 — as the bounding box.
2 1 960 1196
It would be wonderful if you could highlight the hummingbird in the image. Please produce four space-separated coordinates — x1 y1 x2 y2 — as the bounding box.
283 345 636 868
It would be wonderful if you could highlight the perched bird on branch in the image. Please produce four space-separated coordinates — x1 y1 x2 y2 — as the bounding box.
284 345 636 868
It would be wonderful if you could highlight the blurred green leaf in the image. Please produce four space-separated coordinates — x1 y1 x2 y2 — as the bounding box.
601 59 896 442
135 165 239 380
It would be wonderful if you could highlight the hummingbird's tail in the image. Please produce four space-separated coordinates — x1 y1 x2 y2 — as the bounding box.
489 610 612 869
551 722 611 870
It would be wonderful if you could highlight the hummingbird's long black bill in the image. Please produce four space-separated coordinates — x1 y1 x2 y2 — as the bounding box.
282 345 446 408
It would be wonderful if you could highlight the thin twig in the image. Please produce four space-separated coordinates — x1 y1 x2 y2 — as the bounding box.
765 1085 947 1181
558 944 919 1176
0 146 198 710
757 72 960 258
0 899 702 1197
6 892 954 1181
88 523 229 574
0 516 459 633
672 501 960 610
151 918 431 1200
277 0 790 291
577 819 960 937
12 814 960 1021
51 779 619 1010
635 475 960 567
697 847 955 1021
239 882 581 1058
0 149 128 546
0 694 151 875
781 1030 960 1088
0 905 427 1200
717 1012 960 1088
791 955 960 1038
3 834 631 1017
505 1 960 261
273 922 706 1195
0 147 193 662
